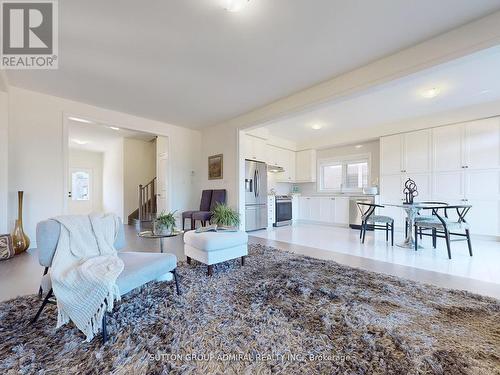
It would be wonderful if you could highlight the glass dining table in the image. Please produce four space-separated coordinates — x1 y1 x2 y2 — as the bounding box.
382 202 447 249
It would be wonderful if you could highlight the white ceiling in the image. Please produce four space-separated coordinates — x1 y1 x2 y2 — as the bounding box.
6 0 500 128
260 46 500 145
68 119 155 153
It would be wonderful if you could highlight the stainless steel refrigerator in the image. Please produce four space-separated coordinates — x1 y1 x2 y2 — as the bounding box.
245 160 268 231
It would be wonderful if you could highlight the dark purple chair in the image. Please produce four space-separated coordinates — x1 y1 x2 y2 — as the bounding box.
192 189 227 228
182 190 213 230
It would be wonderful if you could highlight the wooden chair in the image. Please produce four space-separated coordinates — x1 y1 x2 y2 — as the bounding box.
414 204 472 259
357 202 394 246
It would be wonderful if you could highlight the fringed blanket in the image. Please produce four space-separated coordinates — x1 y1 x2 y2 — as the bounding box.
51 214 124 341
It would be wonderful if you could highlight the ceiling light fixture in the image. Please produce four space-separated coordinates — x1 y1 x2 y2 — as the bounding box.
421 87 440 99
311 124 322 130
355 144 363 149
109 126 120 131
224 0 250 12
71 139 89 145
479 89 492 95
68 116 93 124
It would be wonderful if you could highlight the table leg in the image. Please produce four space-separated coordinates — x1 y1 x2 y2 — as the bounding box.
397 206 423 249
160 238 164 253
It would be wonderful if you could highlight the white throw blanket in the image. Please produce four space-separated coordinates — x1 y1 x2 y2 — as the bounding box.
50 213 124 342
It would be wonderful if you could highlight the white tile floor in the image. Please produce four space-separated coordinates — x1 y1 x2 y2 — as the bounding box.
250 223 500 286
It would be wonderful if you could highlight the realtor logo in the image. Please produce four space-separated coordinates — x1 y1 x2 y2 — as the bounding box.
1 0 58 69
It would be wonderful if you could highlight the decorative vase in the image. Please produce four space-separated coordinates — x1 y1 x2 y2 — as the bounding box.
12 191 30 254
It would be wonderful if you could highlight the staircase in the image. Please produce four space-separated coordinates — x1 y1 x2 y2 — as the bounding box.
128 177 157 231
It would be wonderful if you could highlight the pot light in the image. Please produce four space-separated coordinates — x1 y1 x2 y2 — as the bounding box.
355 144 363 149
421 87 440 99
71 139 89 145
224 0 250 12
68 116 93 124
311 124 322 130
109 126 120 131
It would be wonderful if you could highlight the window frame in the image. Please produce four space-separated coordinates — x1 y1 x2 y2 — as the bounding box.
317 153 371 193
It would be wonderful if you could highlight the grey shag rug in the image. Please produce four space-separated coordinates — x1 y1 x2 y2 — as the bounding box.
0 244 499 374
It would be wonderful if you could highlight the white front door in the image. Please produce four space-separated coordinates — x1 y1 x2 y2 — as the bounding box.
68 168 93 215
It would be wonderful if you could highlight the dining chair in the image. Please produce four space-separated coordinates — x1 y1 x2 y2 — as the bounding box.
405 201 449 238
414 204 472 259
357 202 394 246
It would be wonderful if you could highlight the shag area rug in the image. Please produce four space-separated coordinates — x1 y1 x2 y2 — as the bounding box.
0 244 499 374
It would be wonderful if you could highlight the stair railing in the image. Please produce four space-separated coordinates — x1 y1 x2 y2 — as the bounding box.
138 177 157 221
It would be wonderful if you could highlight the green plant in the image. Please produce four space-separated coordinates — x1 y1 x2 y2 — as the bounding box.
211 203 240 227
156 210 177 230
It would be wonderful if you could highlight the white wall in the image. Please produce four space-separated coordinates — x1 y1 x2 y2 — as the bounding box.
0 91 8 233
123 138 156 222
102 139 124 220
7 87 201 246
68 149 104 214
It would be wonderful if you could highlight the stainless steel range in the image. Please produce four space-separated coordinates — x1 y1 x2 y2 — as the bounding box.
274 195 292 227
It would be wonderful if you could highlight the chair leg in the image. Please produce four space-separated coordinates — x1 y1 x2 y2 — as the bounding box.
31 288 53 324
419 227 423 240
444 230 452 259
432 228 437 248
414 225 418 251
186 256 191 265
172 268 181 295
182 217 186 231
465 229 473 257
386 223 389 242
191 218 195 230
362 222 367 244
207 265 213 276
405 219 408 238
241 256 246 266
359 221 363 240
391 221 394 246
102 311 108 344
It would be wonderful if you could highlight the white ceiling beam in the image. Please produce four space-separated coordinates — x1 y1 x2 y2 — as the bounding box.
213 11 500 132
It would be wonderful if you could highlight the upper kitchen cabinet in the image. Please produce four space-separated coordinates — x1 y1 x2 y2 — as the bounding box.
380 130 431 175
380 134 402 175
464 118 500 170
432 124 464 172
295 150 317 183
267 144 296 182
403 130 431 173
433 118 500 171
243 134 267 162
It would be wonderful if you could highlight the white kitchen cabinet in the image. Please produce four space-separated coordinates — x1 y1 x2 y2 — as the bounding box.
275 148 296 183
379 174 404 228
431 119 499 172
309 197 322 221
266 144 281 167
243 134 267 162
380 134 402 175
298 197 312 221
432 124 464 172
267 195 276 228
295 150 317 182
379 117 500 237
381 130 431 175
404 130 431 173
464 118 500 170
334 197 349 225
292 195 299 221
319 197 335 223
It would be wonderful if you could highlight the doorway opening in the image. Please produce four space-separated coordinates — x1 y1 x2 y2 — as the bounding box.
65 115 170 230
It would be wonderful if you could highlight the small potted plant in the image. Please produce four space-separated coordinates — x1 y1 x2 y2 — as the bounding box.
153 211 177 235
211 203 240 229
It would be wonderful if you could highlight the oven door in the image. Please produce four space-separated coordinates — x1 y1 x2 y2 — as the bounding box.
275 200 292 226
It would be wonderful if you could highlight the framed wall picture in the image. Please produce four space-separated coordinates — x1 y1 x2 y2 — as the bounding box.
208 154 223 180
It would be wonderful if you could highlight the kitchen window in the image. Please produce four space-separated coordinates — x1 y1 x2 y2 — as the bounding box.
318 156 370 193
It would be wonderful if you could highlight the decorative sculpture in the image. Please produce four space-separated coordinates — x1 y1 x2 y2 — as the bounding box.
403 178 418 204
